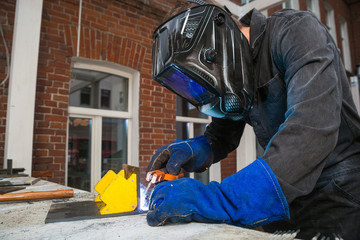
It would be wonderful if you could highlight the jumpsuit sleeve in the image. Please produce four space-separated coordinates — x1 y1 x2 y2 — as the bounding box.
264 13 342 203
204 118 246 163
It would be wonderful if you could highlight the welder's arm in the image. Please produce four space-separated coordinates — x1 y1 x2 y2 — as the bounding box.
204 118 246 162
263 14 342 203
146 136 214 175
147 158 289 227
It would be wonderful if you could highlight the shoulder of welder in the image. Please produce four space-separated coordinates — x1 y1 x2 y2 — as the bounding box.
266 8 326 75
269 8 320 27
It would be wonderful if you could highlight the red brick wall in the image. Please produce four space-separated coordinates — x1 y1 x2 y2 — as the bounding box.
34 0 179 184
268 4 283 16
298 0 307 10
221 150 237 180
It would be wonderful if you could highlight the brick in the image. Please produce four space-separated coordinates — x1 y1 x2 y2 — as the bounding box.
48 163 60 170
52 108 65 116
53 95 69 102
55 143 66 150
36 128 56 135
50 122 62 129
45 115 67 123
37 121 50 128
54 157 65 164
37 93 52 100
37 135 50 142
48 74 69 82
49 150 65 157
55 130 67 136
33 163 49 171
45 100 58 107
50 136 62 142
33 142 54 150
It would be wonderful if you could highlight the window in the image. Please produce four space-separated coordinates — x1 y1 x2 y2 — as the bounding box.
241 0 255 5
339 16 351 71
236 124 257 171
67 58 139 192
324 2 337 45
69 68 129 111
282 0 299 10
101 89 111 109
350 76 360 114
176 96 221 184
80 88 91 106
306 0 320 19
261 9 268 18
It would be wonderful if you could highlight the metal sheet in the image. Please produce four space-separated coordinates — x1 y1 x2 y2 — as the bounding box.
45 201 147 223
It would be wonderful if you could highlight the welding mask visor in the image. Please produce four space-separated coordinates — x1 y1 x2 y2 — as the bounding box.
152 5 254 120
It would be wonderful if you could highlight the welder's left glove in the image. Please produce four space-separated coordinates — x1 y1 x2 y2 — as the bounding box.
147 158 290 227
147 135 213 175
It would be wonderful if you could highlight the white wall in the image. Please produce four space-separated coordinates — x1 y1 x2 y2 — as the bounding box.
4 0 43 174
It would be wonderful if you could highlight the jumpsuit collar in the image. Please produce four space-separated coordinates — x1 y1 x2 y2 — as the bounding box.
239 8 267 60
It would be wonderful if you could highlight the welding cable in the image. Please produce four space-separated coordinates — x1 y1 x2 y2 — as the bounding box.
0 22 10 88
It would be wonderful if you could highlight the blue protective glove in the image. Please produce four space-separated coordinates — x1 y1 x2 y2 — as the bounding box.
146 136 214 175
147 158 290 227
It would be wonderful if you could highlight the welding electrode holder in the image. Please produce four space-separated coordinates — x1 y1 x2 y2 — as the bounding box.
145 169 185 201
146 169 184 183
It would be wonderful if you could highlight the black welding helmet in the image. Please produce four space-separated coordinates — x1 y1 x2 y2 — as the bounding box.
152 4 254 120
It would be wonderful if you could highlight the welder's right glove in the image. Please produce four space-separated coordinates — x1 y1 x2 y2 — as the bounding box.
146 135 214 175
147 158 290 227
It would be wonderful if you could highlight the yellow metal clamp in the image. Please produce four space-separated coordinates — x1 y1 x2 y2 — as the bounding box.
94 165 139 215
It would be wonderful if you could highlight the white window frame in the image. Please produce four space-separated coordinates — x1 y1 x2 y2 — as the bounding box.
241 0 254 5
282 0 299 10
67 57 139 192
236 124 257 171
261 9 268 17
339 16 352 71
176 115 221 182
306 0 320 20
324 2 337 46
350 76 360 114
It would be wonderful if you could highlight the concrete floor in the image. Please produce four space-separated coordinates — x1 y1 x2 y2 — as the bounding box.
0 178 297 240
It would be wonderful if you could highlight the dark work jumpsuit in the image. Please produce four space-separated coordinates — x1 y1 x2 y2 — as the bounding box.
204 9 360 240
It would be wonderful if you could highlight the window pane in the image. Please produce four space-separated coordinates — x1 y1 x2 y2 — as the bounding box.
176 122 190 178
69 68 129 111
102 118 128 176
176 122 189 140
194 123 209 185
307 0 313 11
256 138 265 158
194 171 209 185
68 117 92 191
284 1 292 9
176 96 208 119
194 123 207 136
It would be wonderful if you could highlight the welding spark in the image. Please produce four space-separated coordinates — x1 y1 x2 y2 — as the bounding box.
139 183 149 211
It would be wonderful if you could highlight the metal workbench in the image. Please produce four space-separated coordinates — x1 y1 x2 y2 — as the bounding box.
0 178 297 240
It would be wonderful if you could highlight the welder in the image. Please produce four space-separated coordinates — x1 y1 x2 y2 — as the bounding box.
146 0 360 239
